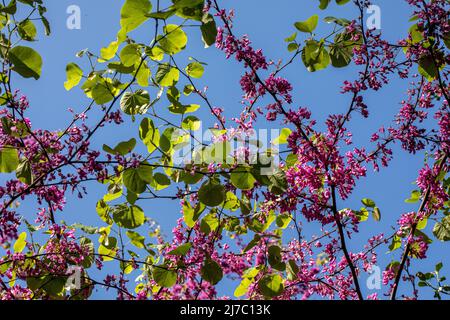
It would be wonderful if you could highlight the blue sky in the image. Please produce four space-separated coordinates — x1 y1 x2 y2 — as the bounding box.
7 0 448 299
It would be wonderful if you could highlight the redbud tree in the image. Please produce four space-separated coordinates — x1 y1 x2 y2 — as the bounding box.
0 0 449 300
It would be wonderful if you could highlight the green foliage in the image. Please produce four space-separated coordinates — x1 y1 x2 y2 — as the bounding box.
64 63 83 90
268 245 286 271
120 0 152 33
258 274 284 298
201 13 217 47
153 266 177 288
155 63 179 87
230 167 256 191
13 232 27 252
294 15 319 33
433 216 450 241
302 40 330 72
318 0 350 10
112 204 145 229
120 44 141 67
185 61 204 78
0 147 19 173
167 243 192 256
158 24 188 55
201 257 223 285
126 230 146 248
8 46 42 79
103 138 137 156
123 164 153 194
98 236 118 261
139 118 160 154
120 90 150 115
198 180 226 207
26 275 67 298
405 190 421 204
18 19 37 41
16 159 33 185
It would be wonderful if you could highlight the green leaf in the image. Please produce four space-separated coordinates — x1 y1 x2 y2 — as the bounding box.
108 62 135 74
243 235 261 253
223 191 240 211
126 230 146 248
389 235 402 252
91 82 114 105
96 200 113 225
361 198 376 208
302 40 330 72
318 0 331 10
185 62 204 78
158 24 188 55
9 46 42 79
103 138 137 156
123 164 153 194
120 0 152 33
172 0 204 8
268 245 286 271
0 147 19 173
167 243 192 256
112 204 145 229
120 44 141 67
268 170 288 195
417 217 428 230
329 37 353 68
155 63 179 87
234 268 260 297
443 32 450 49
201 14 217 47
273 128 292 145
16 159 32 185
433 216 450 242
287 43 299 52
276 213 291 229
201 257 223 285
18 19 37 41
169 103 200 115
153 266 177 288
284 32 297 42
405 190 421 204
198 180 226 207
372 206 381 222
79 237 95 268
356 207 369 222
0 0 16 14
230 167 256 191
258 274 284 298
200 212 219 234
151 172 171 191
324 16 351 26
294 15 319 33
120 90 150 115
98 236 118 261
182 116 201 131
146 9 176 20
100 40 120 61
27 275 67 298
13 232 27 253
418 55 440 82
286 260 299 281
183 201 202 228
409 24 424 44
64 63 83 91
136 61 151 87
139 118 160 154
